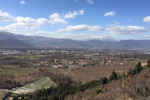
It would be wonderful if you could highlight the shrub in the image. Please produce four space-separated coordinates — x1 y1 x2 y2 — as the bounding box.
101 77 108 84
95 88 102 94
109 71 118 81
147 59 150 67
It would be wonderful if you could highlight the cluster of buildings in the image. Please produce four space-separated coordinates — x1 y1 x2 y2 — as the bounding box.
35 51 137 69
0 50 20 55
0 49 137 70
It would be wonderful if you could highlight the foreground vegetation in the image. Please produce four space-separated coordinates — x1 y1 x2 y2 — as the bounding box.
12 59 150 100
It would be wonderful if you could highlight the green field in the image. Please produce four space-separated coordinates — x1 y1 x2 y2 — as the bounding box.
15 53 44 60
0 65 36 74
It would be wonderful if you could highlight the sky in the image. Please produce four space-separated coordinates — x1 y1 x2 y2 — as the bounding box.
0 0 150 41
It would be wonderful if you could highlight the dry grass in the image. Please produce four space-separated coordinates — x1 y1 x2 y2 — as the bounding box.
65 68 150 100
68 62 139 84
0 89 8 100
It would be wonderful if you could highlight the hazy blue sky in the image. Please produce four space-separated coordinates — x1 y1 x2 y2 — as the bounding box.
0 0 150 40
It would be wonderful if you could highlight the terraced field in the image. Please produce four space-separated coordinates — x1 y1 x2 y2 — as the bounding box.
11 77 56 94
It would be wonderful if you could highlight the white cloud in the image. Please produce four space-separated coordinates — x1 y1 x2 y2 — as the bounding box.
64 11 78 19
0 10 12 21
31 25 104 37
49 10 84 24
57 25 104 33
20 0 25 5
0 9 86 34
104 11 116 16
106 24 147 35
64 10 84 19
143 16 150 22
49 13 67 24
86 0 94 4
78 9 84 15
34 31 110 40
14 17 47 29
59 33 104 40
144 35 150 38
0 17 48 33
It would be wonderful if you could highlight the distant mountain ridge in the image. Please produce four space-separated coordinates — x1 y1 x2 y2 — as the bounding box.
0 31 150 50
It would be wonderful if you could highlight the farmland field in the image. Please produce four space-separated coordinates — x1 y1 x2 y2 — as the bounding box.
11 77 56 94
0 49 150 99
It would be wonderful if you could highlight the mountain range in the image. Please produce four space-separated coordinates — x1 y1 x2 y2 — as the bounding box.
0 31 150 50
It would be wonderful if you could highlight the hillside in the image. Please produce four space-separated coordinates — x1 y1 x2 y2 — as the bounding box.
1 31 150 50
66 68 150 100
0 39 32 48
0 32 32 48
